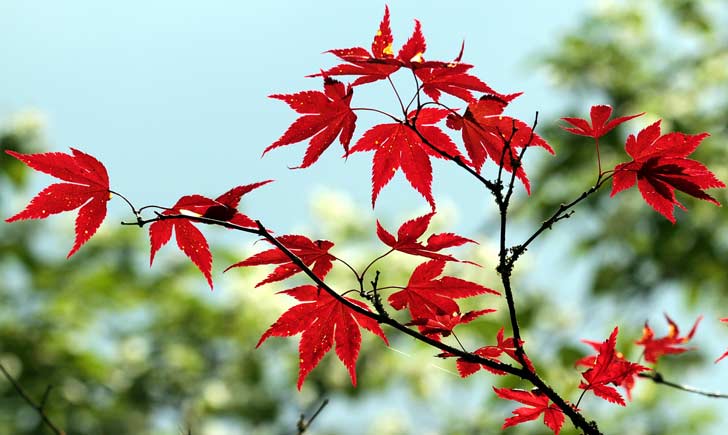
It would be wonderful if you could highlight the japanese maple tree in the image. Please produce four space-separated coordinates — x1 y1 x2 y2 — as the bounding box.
5 5 728 435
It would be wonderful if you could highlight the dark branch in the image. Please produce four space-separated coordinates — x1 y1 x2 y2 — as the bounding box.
0 363 66 435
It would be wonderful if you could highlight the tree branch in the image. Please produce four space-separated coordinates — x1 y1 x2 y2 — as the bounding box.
0 363 66 435
640 371 728 399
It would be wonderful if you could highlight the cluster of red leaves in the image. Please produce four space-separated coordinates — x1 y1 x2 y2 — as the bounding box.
450 327 534 377
389 259 498 338
268 7 553 209
5 148 111 258
576 327 649 406
228 234 391 387
562 105 725 223
149 181 271 288
493 387 565 435
635 314 702 364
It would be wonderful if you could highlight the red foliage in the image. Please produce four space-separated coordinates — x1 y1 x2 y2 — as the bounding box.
561 105 643 139
635 314 702 364
611 120 725 222
226 234 335 287
5 148 110 257
376 212 475 262
493 387 565 435
257 285 388 389
577 327 649 405
149 181 271 288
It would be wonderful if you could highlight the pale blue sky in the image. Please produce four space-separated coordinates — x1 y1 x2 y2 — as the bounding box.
1 0 590 233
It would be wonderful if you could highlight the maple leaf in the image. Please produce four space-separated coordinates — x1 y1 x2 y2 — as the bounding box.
376 212 475 262
311 6 401 86
267 77 357 168
611 120 725 223
635 314 702 364
414 44 497 103
314 6 431 85
716 318 728 363
348 107 461 208
226 234 335 287
5 148 111 257
577 327 649 406
388 259 499 332
257 285 388 389
455 327 535 377
410 309 494 338
493 387 565 435
561 105 643 139
446 93 554 194
149 181 271 288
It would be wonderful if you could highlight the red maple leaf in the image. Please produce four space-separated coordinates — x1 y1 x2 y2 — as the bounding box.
313 6 430 85
611 120 725 223
716 318 728 363
561 105 643 139
5 148 111 257
348 107 461 208
635 314 702 364
388 259 499 331
149 181 271 288
493 387 565 435
577 327 649 406
446 93 554 194
410 309 494 338
257 285 388 389
455 327 535 377
414 44 496 103
376 212 475 262
266 77 357 168
226 234 335 287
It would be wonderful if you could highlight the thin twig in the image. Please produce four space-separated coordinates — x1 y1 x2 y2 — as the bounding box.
0 363 66 435
297 398 330 434
639 371 728 399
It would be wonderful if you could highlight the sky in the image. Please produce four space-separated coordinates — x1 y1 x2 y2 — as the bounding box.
0 0 591 234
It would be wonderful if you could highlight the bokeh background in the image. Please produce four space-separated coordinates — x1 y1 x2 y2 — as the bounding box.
1 1 727 434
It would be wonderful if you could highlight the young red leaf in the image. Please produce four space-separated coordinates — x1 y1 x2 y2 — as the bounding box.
716 318 728 363
611 120 725 222
348 108 461 209
311 6 401 86
5 148 111 257
577 327 649 405
267 77 357 168
454 327 535 377
388 259 499 336
226 234 335 287
149 181 271 288
396 18 426 66
635 314 702 364
493 387 565 435
410 308 495 338
446 94 554 194
415 60 497 103
257 285 388 389
376 212 475 262
561 105 643 139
